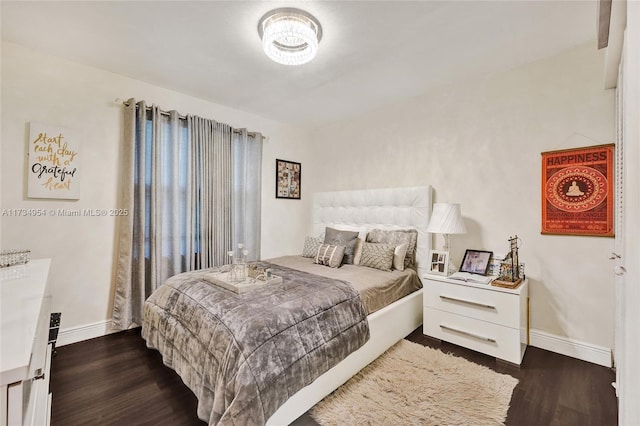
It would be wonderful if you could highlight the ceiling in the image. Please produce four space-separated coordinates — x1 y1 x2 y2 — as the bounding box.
1 1 597 128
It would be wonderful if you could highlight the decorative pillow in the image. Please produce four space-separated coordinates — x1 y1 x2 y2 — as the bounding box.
352 238 364 265
329 224 368 240
359 242 395 272
314 244 346 268
302 236 323 258
324 227 359 264
393 242 409 271
367 229 418 268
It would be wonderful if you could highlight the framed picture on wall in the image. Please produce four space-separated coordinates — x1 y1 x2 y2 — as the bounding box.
428 250 449 276
276 159 301 199
541 144 614 236
28 122 81 199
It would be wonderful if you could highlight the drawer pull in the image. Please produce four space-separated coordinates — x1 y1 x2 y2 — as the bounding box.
440 324 497 343
440 295 496 310
32 368 45 381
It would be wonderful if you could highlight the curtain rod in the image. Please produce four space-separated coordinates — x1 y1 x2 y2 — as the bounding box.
114 98 266 141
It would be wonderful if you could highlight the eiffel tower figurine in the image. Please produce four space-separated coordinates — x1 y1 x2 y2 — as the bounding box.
492 235 524 288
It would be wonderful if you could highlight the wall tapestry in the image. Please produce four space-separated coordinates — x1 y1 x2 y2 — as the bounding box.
541 144 614 236
28 122 80 199
276 159 301 199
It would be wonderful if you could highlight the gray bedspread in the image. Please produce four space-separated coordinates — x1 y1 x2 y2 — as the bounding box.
141 261 370 426
268 256 422 315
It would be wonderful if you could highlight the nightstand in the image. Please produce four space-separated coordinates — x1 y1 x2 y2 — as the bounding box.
422 274 529 365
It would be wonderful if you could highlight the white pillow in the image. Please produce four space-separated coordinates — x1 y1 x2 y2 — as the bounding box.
353 238 364 265
393 242 409 271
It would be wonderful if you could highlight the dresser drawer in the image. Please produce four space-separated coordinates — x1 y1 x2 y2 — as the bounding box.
423 307 526 364
423 278 520 328
25 344 52 426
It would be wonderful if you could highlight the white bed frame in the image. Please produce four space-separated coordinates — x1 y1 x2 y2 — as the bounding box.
267 186 432 425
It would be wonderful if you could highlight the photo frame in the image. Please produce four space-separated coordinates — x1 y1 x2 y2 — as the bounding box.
428 250 449 276
541 144 614 236
275 159 301 199
459 249 493 275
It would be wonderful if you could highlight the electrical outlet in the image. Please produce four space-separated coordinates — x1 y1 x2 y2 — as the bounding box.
50 312 61 328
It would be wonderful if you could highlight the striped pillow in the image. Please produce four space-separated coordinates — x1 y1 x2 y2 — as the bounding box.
314 244 346 268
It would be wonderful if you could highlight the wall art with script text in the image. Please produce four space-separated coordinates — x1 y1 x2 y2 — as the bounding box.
28 122 81 199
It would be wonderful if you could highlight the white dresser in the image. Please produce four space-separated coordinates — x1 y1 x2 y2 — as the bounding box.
422 274 529 365
1 259 52 426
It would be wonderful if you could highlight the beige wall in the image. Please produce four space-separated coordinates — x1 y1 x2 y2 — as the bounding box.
0 41 313 332
310 42 615 350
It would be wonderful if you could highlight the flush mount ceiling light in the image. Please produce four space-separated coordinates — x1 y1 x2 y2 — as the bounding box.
258 8 323 66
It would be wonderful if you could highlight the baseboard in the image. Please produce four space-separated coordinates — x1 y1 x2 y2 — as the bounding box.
57 319 118 347
56 320 613 367
529 328 612 368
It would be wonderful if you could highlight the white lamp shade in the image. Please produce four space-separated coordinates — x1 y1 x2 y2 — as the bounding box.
427 203 467 234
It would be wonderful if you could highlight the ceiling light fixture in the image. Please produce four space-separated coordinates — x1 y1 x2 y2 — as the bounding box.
258 8 322 66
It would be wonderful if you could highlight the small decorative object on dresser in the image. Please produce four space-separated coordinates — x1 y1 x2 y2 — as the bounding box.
276 159 301 199
459 249 492 275
492 235 525 289
0 249 31 268
448 271 493 285
428 250 449 276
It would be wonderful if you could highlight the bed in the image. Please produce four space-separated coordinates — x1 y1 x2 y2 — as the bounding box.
142 186 432 425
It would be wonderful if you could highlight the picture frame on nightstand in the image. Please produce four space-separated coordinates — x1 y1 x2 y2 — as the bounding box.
459 249 493 275
428 250 449 276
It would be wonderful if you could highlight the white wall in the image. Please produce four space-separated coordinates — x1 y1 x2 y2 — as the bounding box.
0 41 313 337
310 42 616 355
1 39 618 363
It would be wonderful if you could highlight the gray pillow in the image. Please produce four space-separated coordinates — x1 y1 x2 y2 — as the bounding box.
359 242 395 272
302 236 323 258
366 229 418 268
314 244 346 268
324 227 359 264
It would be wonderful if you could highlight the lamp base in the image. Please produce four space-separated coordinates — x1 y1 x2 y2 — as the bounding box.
441 234 459 275
441 234 451 252
447 262 459 276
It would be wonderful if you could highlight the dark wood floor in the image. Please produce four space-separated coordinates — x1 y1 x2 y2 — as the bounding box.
51 328 617 425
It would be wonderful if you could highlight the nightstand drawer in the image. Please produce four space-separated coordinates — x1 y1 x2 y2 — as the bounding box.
423 307 526 364
423 279 519 328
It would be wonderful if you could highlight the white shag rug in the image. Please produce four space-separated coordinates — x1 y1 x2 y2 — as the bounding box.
310 339 518 426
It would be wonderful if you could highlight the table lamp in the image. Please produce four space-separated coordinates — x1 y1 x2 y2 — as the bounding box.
427 203 467 273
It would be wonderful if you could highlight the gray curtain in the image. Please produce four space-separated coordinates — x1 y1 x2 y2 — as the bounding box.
188 115 233 269
232 129 263 261
112 99 236 329
112 99 138 329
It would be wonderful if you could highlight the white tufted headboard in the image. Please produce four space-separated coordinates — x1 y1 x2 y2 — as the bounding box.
313 186 433 278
